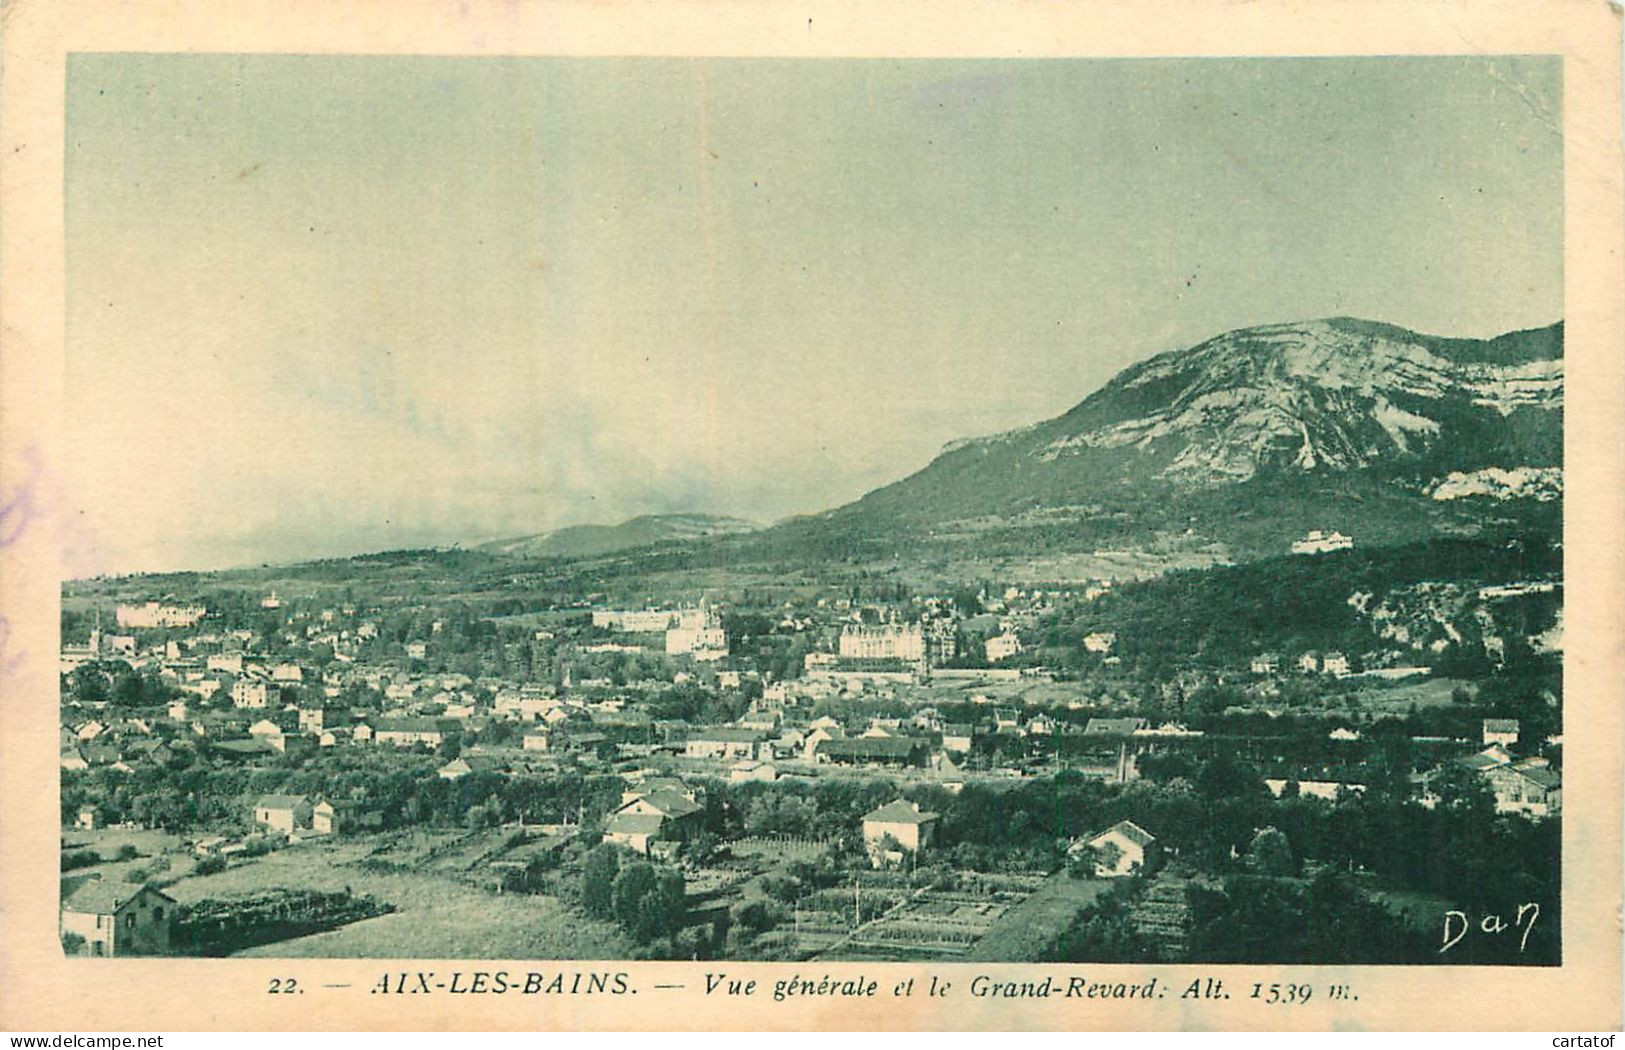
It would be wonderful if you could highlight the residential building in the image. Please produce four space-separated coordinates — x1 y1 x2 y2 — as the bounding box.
815 736 928 768
253 794 313 834
231 680 273 710
1483 718 1521 747
801 726 842 762
248 718 284 740
311 799 340 835
861 799 938 866
312 799 380 835
980 632 1018 663
683 728 766 761
923 621 959 665
941 724 975 753
665 625 728 657
438 755 505 780
600 812 666 855
299 705 347 735
839 622 925 662
115 602 205 629
621 777 699 806
1485 761 1562 818
206 653 245 675
624 602 726 658
602 790 703 854
60 880 176 957
1459 743 1514 773
729 760 778 783
1071 820 1158 878
372 717 456 748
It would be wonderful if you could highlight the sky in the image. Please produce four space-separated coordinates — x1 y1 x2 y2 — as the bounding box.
64 55 1562 575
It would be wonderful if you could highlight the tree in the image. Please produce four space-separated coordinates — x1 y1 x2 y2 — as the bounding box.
1429 762 1497 819
112 669 149 707
611 862 686 944
1247 826 1296 876
687 830 719 866
1076 840 1124 877
68 664 109 704
1195 752 1263 801
611 862 657 931
581 843 621 919
871 832 907 868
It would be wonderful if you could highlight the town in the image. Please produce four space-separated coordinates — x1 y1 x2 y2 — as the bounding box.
57 527 1563 965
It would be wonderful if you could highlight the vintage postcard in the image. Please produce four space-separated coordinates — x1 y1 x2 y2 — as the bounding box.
1 0 1620 1033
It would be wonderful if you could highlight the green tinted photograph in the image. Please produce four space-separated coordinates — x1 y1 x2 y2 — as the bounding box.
59 54 1561 966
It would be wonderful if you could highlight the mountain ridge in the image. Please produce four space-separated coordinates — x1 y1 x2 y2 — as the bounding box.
477 512 760 560
94 315 1561 583
844 316 1562 529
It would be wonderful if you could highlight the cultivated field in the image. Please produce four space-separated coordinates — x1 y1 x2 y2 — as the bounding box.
163 836 628 959
1349 676 1469 713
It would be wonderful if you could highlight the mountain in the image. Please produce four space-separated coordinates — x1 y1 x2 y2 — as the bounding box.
858 317 1560 515
478 513 759 560
774 317 1564 564
86 318 1559 593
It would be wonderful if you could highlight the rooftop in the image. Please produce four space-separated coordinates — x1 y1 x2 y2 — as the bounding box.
604 813 666 837
255 794 311 810
818 737 926 759
62 879 172 915
1093 819 1157 848
863 799 939 825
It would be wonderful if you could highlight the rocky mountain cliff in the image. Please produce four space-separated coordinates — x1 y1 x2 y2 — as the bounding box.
841 317 1562 536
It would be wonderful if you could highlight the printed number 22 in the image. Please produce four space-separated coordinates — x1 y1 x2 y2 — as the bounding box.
268 978 300 994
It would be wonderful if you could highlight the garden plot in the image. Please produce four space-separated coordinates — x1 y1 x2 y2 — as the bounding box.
839 891 1013 958
728 836 831 864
